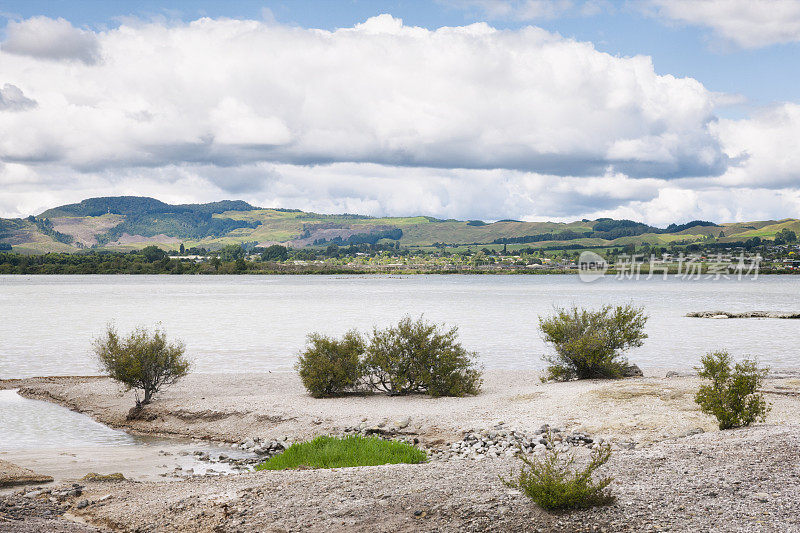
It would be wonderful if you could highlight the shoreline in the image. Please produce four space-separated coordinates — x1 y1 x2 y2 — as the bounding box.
3 371 800 532
6 370 800 445
3 269 800 275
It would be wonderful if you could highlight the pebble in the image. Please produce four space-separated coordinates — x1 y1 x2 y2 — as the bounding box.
428 425 603 461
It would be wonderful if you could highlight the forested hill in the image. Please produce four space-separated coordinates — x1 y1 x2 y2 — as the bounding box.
40 196 259 218
0 195 797 254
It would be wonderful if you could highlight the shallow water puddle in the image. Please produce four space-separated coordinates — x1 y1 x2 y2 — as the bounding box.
0 389 137 448
0 390 256 486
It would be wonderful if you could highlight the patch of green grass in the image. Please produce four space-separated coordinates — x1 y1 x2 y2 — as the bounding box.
255 435 427 470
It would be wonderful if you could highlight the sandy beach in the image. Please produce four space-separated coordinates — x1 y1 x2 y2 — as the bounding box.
2 371 800 532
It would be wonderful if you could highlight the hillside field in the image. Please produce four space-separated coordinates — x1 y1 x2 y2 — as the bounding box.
2 196 798 254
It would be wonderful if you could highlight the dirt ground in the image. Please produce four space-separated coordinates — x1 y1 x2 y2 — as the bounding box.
2 371 800 532
12 371 800 446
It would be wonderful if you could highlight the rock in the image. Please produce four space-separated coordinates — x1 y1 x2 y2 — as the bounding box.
622 364 644 377
76 500 89 509
126 406 157 421
81 473 125 482
666 371 680 378
682 428 705 437
394 417 411 429
0 460 54 488
753 492 770 502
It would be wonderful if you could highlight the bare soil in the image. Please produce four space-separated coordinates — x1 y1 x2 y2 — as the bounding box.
3 371 800 532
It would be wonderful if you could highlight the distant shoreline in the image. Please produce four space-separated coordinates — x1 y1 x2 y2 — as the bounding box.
2 268 799 275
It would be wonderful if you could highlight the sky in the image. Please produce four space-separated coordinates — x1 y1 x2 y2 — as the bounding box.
1 0 800 225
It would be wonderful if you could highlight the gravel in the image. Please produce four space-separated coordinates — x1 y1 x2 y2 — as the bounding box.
4 424 799 532
4 371 800 531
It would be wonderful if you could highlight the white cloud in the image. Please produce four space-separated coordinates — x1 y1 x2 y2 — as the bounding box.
3 159 798 227
0 84 36 111
0 14 724 179
0 161 659 221
0 14 799 225
714 103 800 188
594 187 800 227
647 0 800 49
1 16 101 64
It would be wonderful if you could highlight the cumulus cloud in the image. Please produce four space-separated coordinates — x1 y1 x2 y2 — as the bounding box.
2 16 101 64
593 187 800 227
647 0 800 49
0 160 660 221
714 103 800 188
0 14 798 224
3 159 798 227
0 84 36 111
0 14 724 178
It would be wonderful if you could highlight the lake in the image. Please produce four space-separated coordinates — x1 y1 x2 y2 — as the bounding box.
1 274 799 378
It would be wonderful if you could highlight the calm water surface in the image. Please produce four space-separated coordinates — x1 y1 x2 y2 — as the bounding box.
0 389 137 448
1 274 799 378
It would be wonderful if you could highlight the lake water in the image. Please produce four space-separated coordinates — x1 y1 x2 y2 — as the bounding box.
0 389 136 449
0 389 255 483
1 274 799 378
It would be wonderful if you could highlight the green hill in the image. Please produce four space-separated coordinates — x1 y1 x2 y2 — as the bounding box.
0 196 795 254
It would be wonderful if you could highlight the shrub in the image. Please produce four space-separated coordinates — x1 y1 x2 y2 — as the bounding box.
255 435 427 470
501 432 614 510
363 315 482 396
296 330 365 398
93 325 191 407
695 351 770 430
539 305 647 381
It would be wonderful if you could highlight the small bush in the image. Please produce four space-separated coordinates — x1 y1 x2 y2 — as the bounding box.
94 325 190 407
296 330 365 398
539 305 647 381
255 435 427 470
363 315 482 396
695 351 770 430
501 433 614 510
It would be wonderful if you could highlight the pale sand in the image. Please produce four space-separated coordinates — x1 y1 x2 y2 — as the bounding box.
13 371 800 446
3 371 800 532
